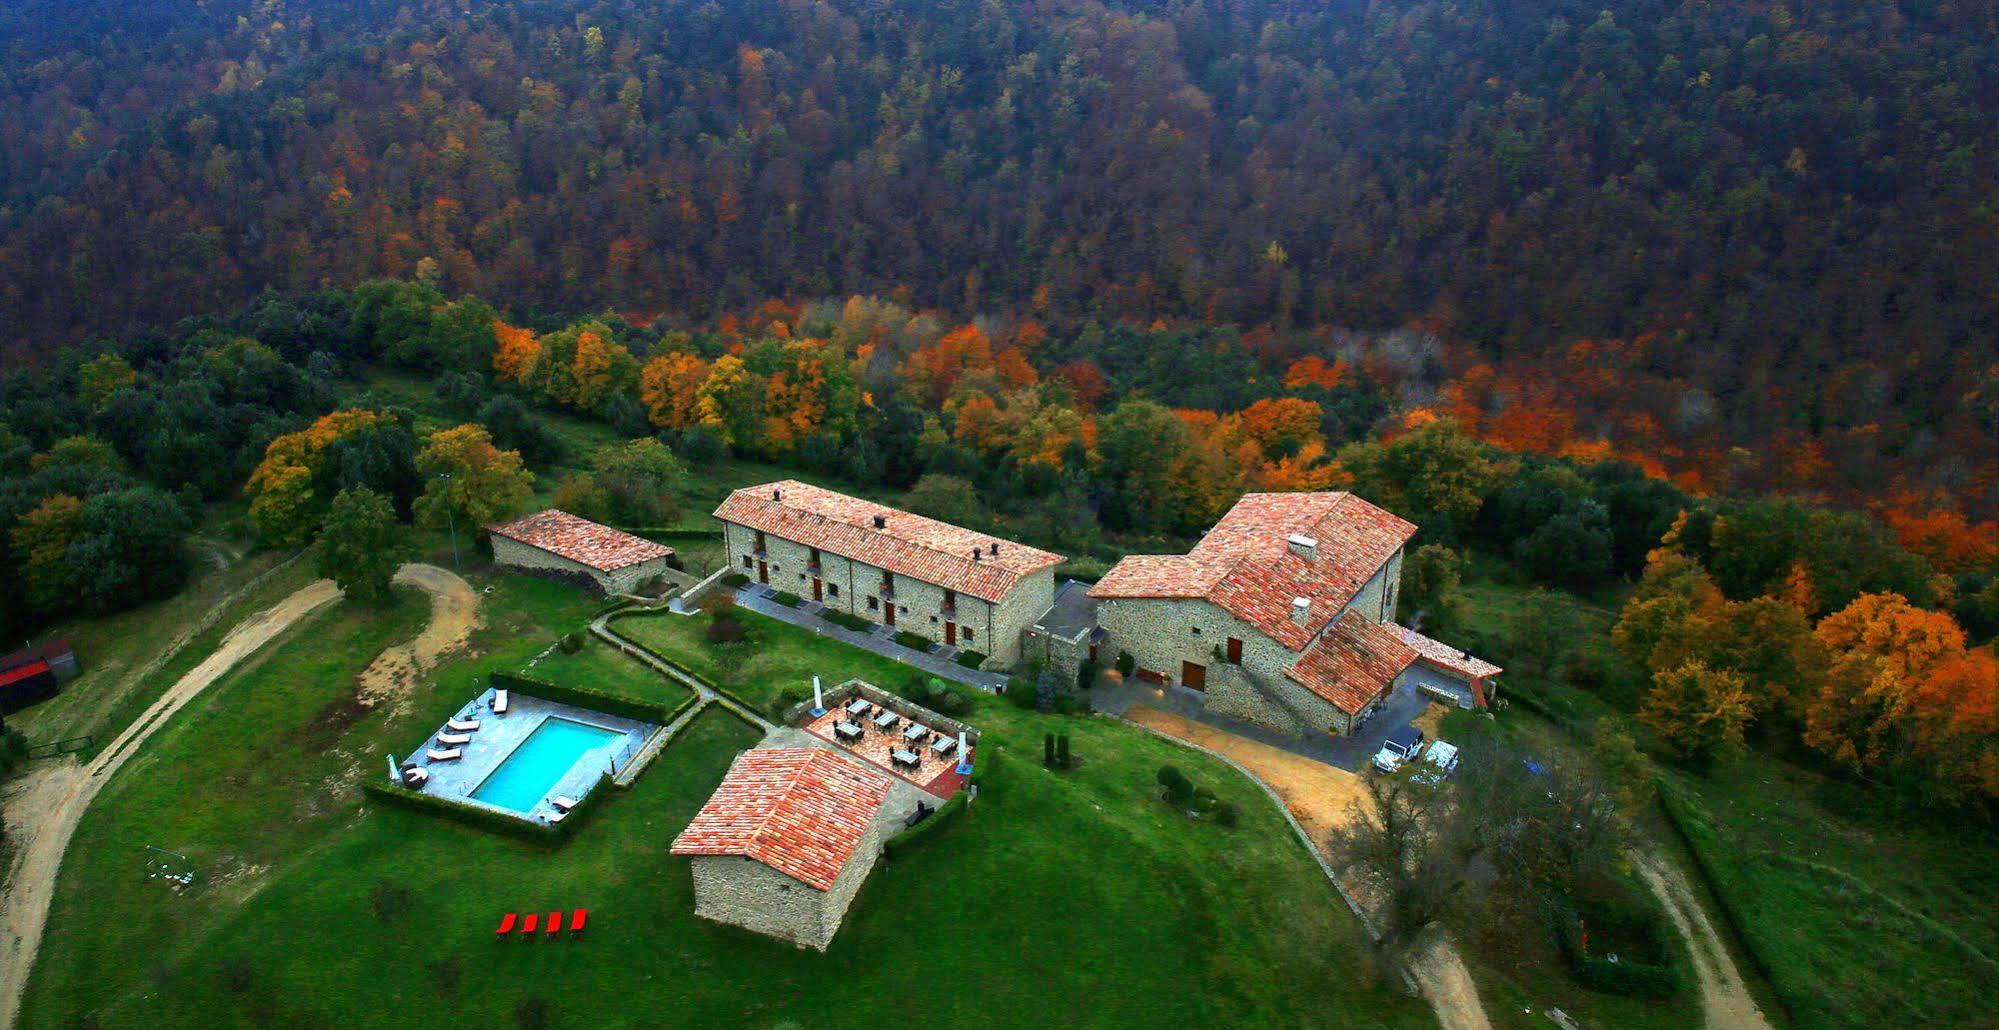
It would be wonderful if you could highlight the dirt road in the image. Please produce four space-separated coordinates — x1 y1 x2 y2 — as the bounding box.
1123 705 1490 1030
0 563 477 1029
1637 849 1774 1030
357 564 482 714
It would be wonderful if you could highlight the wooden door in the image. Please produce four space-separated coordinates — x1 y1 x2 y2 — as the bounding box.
885 603 896 627
757 560 768 584
945 621 957 646
1226 637 1243 664
812 578 823 602
1182 661 1207 691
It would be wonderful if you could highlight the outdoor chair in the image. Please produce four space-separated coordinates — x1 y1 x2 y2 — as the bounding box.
426 747 462 761
437 732 471 746
447 718 480 732
552 795 579 812
570 909 588 937
548 809 567 824
546 911 564 936
495 913 517 938
494 689 510 715
521 913 539 936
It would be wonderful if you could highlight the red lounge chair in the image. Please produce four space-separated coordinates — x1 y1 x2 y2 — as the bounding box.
521 913 539 936
546 910 563 936
495 913 517 938
570 909 588 936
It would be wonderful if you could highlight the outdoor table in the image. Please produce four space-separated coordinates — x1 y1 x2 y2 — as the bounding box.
835 721 864 741
902 723 929 742
931 737 956 755
891 749 920 767
844 698 870 716
872 711 899 730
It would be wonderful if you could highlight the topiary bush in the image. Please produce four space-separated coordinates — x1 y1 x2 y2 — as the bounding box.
557 632 584 654
721 572 749 588
1076 658 1098 690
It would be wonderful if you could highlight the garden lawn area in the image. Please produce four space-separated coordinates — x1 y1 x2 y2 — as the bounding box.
24 574 1429 1028
611 606 924 716
520 632 691 709
1659 753 1999 1029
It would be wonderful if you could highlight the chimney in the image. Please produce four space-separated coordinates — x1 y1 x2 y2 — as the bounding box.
989 542 999 557
972 548 982 563
771 488 782 501
1286 533 1319 561
873 514 887 530
1290 597 1312 626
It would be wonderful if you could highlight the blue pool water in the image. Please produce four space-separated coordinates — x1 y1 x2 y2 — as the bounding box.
471 717 623 813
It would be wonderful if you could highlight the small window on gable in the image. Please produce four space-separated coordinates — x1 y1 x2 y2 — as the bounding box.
1191 626 1203 637
828 583 840 597
962 627 974 642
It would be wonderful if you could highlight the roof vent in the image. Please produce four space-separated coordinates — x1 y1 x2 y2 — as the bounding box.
873 514 887 530
1286 533 1319 561
1290 597 1312 625
972 548 982 563
772 488 782 501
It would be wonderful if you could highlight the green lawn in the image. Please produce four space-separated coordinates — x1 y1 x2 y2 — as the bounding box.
520 633 692 709
24 573 1429 1028
612 606 925 715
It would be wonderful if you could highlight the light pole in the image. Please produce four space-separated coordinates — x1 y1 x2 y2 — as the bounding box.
436 472 460 569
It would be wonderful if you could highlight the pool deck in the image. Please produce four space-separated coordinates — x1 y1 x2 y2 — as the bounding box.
399 687 659 825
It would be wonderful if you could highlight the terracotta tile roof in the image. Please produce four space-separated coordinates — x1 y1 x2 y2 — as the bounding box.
487 509 674 572
1287 612 1419 714
714 480 1064 603
1396 625 1503 680
669 748 892 892
1091 492 1416 648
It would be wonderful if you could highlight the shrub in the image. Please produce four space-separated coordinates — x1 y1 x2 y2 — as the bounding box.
895 630 935 651
1077 658 1098 690
883 790 970 860
721 572 749 588
823 609 871 631
706 615 747 644
1044 733 1057 767
1051 693 1082 715
1215 802 1240 828
1158 765 1188 794
896 675 971 717
955 649 987 669
772 590 803 607
557 632 584 654
1004 674 1040 709
1116 651 1136 677
1056 734 1071 769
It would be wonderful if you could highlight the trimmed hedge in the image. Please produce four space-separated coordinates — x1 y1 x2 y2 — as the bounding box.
1549 887 1682 998
894 630 934 651
822 609 872 632
721 572 749 587
954 650 987 669
365 771 618 843
772 590 803 607
489 671 675 725
883 790 969 860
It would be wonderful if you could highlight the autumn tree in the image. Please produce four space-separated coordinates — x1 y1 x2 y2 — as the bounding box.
76 353 138 409
30 436 124 474
314 488 407 604
639 351 711 430
10 494 83 611
1640 662 1752 766
554 438 685 526
694 355 764 449
413 424 534 533
1336 416 1510 544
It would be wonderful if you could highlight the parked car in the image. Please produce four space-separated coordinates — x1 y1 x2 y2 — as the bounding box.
1371 726 1426 774
1411 740 1460 784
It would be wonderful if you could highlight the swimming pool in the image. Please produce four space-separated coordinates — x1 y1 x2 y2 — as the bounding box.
471 717 623 813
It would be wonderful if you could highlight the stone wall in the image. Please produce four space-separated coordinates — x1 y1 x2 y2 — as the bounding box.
1022 622 1091 685
1201 664 1306 735
491 535 670 594
1339 547 1405 625
1095 596 1299 690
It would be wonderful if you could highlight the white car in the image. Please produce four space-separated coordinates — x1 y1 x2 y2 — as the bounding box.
1370 727 1426 774
1411 740 1460 784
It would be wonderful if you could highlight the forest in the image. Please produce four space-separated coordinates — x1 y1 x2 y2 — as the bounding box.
2 0 1997 513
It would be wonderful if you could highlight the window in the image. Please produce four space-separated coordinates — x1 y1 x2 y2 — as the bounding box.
742 555 752 569
867 596 879 610
930 615 939 624
799 573 808 582
1191 626 1202 637
828 584 840 598
962 627 974 642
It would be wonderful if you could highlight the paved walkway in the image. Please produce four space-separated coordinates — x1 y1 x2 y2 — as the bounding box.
588 610 776 732
1090 675 1434 773
731 587 1009 692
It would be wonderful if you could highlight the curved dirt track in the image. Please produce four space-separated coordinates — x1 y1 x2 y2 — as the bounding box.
357 564 482 713
1637 850 1774 1030
0 563 477 1029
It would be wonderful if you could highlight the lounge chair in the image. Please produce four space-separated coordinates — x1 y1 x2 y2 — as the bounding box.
437 732 472 746
548 809 567 824
494 689 509 715
551 795 579 812
426 747 462 762
545 911 563 936
570 909 588 936
521 913 539 935
495 913 517 938
401 766 430 787
447 718 481 732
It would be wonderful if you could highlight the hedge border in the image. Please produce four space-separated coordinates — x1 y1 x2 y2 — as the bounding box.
954 650 987 669
894 630 934 651
883 789 969 861
362 771 616 845
599 610 772 724
488 671 676 725
1549 894 1682 998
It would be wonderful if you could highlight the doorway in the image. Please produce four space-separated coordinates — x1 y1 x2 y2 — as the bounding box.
1181 661 1207 691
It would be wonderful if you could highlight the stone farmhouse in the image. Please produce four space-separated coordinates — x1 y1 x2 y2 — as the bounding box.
670 746 908 951
1090 491 1499 737
715 481 1064 667
488 509 674 595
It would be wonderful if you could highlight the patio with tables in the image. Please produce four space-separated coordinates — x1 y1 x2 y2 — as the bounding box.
801 695 972 799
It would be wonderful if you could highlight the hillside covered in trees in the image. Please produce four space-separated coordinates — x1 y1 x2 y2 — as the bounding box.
3 0 1998 510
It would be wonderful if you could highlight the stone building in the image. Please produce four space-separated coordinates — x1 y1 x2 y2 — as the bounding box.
487 509 674 594
670 746 899 951
1091 491 1490 737
714 481 1063 668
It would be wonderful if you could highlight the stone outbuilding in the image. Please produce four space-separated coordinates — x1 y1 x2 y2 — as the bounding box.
487 509 673 595
714 480 1063 668
670 746 900 951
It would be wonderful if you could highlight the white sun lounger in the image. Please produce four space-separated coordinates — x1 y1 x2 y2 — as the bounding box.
551 795 579 812
446 718 481 732
547 809 567 824
401 766 429 787
437 732 472 746
494 689 509 715
426 747 462 761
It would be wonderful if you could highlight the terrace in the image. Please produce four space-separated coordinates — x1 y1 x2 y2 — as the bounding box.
396 686 659 825
794 685 975 799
